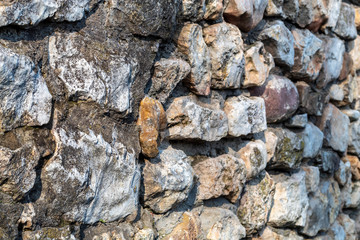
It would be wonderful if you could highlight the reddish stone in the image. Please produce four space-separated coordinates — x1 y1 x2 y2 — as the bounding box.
339 52 354 81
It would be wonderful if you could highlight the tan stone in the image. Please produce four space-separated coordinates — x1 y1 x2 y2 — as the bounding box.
254 226 304 240
204 0 224 20
265 130 278 163
238 140 267 180
343 155 360 180
355 6 360 30
339 52 354 81
163 212 201 240
350 35 360 72
137 97 166 158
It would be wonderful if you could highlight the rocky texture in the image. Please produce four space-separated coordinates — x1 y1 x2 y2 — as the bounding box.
255 226 304 240
350 36 360 71
317 149 341 174
348 119 360 156
249 75 299 123
204 0 224 20
203 22 245 89
296 81 326 116
285 114 308 128
301 122 324 158
224 95 267 136
302 166 320 193
334 3 357 40
343 155 360 180
166 96 228 141
237 140 267 179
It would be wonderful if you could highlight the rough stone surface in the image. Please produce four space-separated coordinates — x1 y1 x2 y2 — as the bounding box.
255 226 304 240
334 3 357 40
265 130 279 162
302 166 320 193
296 0 327 31
203 22 245 89
344 181 360 208
204 0 224 20
341 109 360 121
243 41 274 88
329 84 345 102
22 226 78 240
249 75 299 123
166 96 228 141
296 81 326 116
343 155 360 180
175 24 212 96
143 146 194 214
337 213 357 240
339 52 354 81
285 114 308 128
317 149 341 174
350 35 360 71
179 0 206 21
224 95 267 137
301 122 324 159
348 119 360 156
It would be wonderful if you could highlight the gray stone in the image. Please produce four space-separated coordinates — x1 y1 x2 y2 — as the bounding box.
337 214 357 240
285 114 308 128
296 0 327 31
0 46 52 132
143 146 194 214
257 20 295 67
345 181 360 208
268 170 309 228
321 0 342 31
335 161 351 186
334 3 357 40
23 226 79 240
341 109 360 121
148 58 191 104
166 96 228 141
296 81 326 116
203 22 245 89
327 220 346 240
329 84 345 102
237 171 275 234
302 166 320 193
0 192 24 239
348 119 360 157
134 229 155 240
301 123 324 159
179 0 206 21
224 95 267 137
317 149 341 173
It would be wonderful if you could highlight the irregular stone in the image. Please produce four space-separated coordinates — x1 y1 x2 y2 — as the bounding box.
255 226 304 240
301 123 324 158
204 0 224 20
336 74 358 106
334 3 357 40
296 81 326 116
355 6 360 30
243 41 274 88
265 130 278 163
327 220 346 240
268 170 309 228
289 28 324 81
350 35 360 71
143 146 194 214
249 75 299 123
0 192 24 239
148 58 191 104
203 22 245 89
344 181 360 208
193 154 246 203
175 24 211 96
316 104 350 152
316 37 345 88
329 84 345 102
0 46 52 132
137 97 166 158
159 212 201 240
179 0 206 21
257 20 295 67
198 207 246 239
23 226 78 240
335 160 351 186
265 0 285 17
321 0 342 31
266 128 304 170
348 119 360 156
317 149 341 173
341 109 360 121
339 52 354 81
302 166 320 193
134 229 156 240
83 222 135 240
343 155 360 180
224 95 267 137
237 171 275 234
166 96 228 141
285 114 308 128
224 0 268 32
296 0 327 31
337 214 357 240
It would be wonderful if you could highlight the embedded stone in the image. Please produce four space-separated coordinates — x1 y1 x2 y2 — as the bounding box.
326 220 346 240
148 58 191 104
289 28 324 81
316 103 350 152
203 22 245 89
193 154 247 203
238 140 267 179
317 149 341 173
249 75 299 123
321 0 342 31
143 146 194 214
166 96 228 141
296 81 326 116
160 212 201 240
343 155 360 180
175 24 211 96
355 6 360 30
301 123 324 159
265 130 279 162
348 119 360 156
257 20 295 67
329 84 345 102
302 166 320 193
134 229 155 240
23 226 78 240
204 0 224 20
337 214 357 240
237 171 275 234
350 35 360 71
137 97 166 158
335 160 351 186
285 114 308 128
268 170 309 228
224 0 268 32
296 0 327 31
341 109 360 121
224 95 267 137
339 52 354 81
179 0 206 21
344 181 360 208
243 41 274 88
255 226 304 240
334 3 357 40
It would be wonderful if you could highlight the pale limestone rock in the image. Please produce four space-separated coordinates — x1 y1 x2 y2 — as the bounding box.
134 229 155 240
301 123 324 159
176 24 211 96
290 28 324 81
348 119 360 156
335 160 351 186
0 46 52 132
321 0 342 31
316 104 350 153
302 166 320 193
237 171 275 234
148 58 191 104
334 3 357 40
341 109 360 121
166 96 228 141
193 154 246 203
143 146 194 214
203 22 245 89
268 170 309 228
265 130 279 162
204 0 224 20
257 20 295 67
329 84 345 102
344 181 360 208
243 41 274 88
238 140 267 179
337 214 357 240
285 114 308 128
224 95 267 137
254 226 304 240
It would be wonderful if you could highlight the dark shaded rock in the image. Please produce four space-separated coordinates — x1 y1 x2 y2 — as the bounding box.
0 192 23 239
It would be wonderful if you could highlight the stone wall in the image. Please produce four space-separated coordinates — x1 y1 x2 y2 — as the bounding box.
0 0 360 239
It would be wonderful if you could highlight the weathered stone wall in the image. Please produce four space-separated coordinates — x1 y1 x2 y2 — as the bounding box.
0 0 360 239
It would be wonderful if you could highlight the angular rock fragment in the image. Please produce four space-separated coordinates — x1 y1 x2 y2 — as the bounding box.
285 114 308 128
148 58 191 104
341 109 360 121
337 214 357 240
193 154 246 203
137 97 166 158
321 0 342 31
134 229 155 240
316 104 350 153
257 20 295 67
339 52 354 81
296 81 326 116
329 84 345 102
166 96 228 141
335 74 358 106
344 181 360 208
243 41 274 88
0 46 52 132
335 160 351 186
349 119 360 156
290 28 324 81
224 0 268 32
255 226 304 240
237 171 275 234
143 146 194 213
296 0 327 31
265 130 278 162
343 155 360 180
0 192 24 239
203 22 245 89
179 0 206 21
204 0 224 20
350 36 360 71
326 220 346 240
334 3 357 40
302 166 320 193
301 123 323 159
23 226 78 240
176 24 211 96
316 149 341 173
224 95 267 137
268 170 309 228
157 212 201 239
250 75 299 123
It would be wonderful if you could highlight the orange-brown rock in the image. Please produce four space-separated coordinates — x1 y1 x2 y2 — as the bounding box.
137 97 166 158
355 6 360 30
343 155 360 180
339 52 354 81
164 212 201 240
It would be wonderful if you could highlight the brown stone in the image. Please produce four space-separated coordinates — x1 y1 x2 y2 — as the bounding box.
350 35 360 72
296 81 326 116
339 53 354 81
355 6 360 30
164 212 201 240
137 97 166 158
204 0 224 20
343 155 360 181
